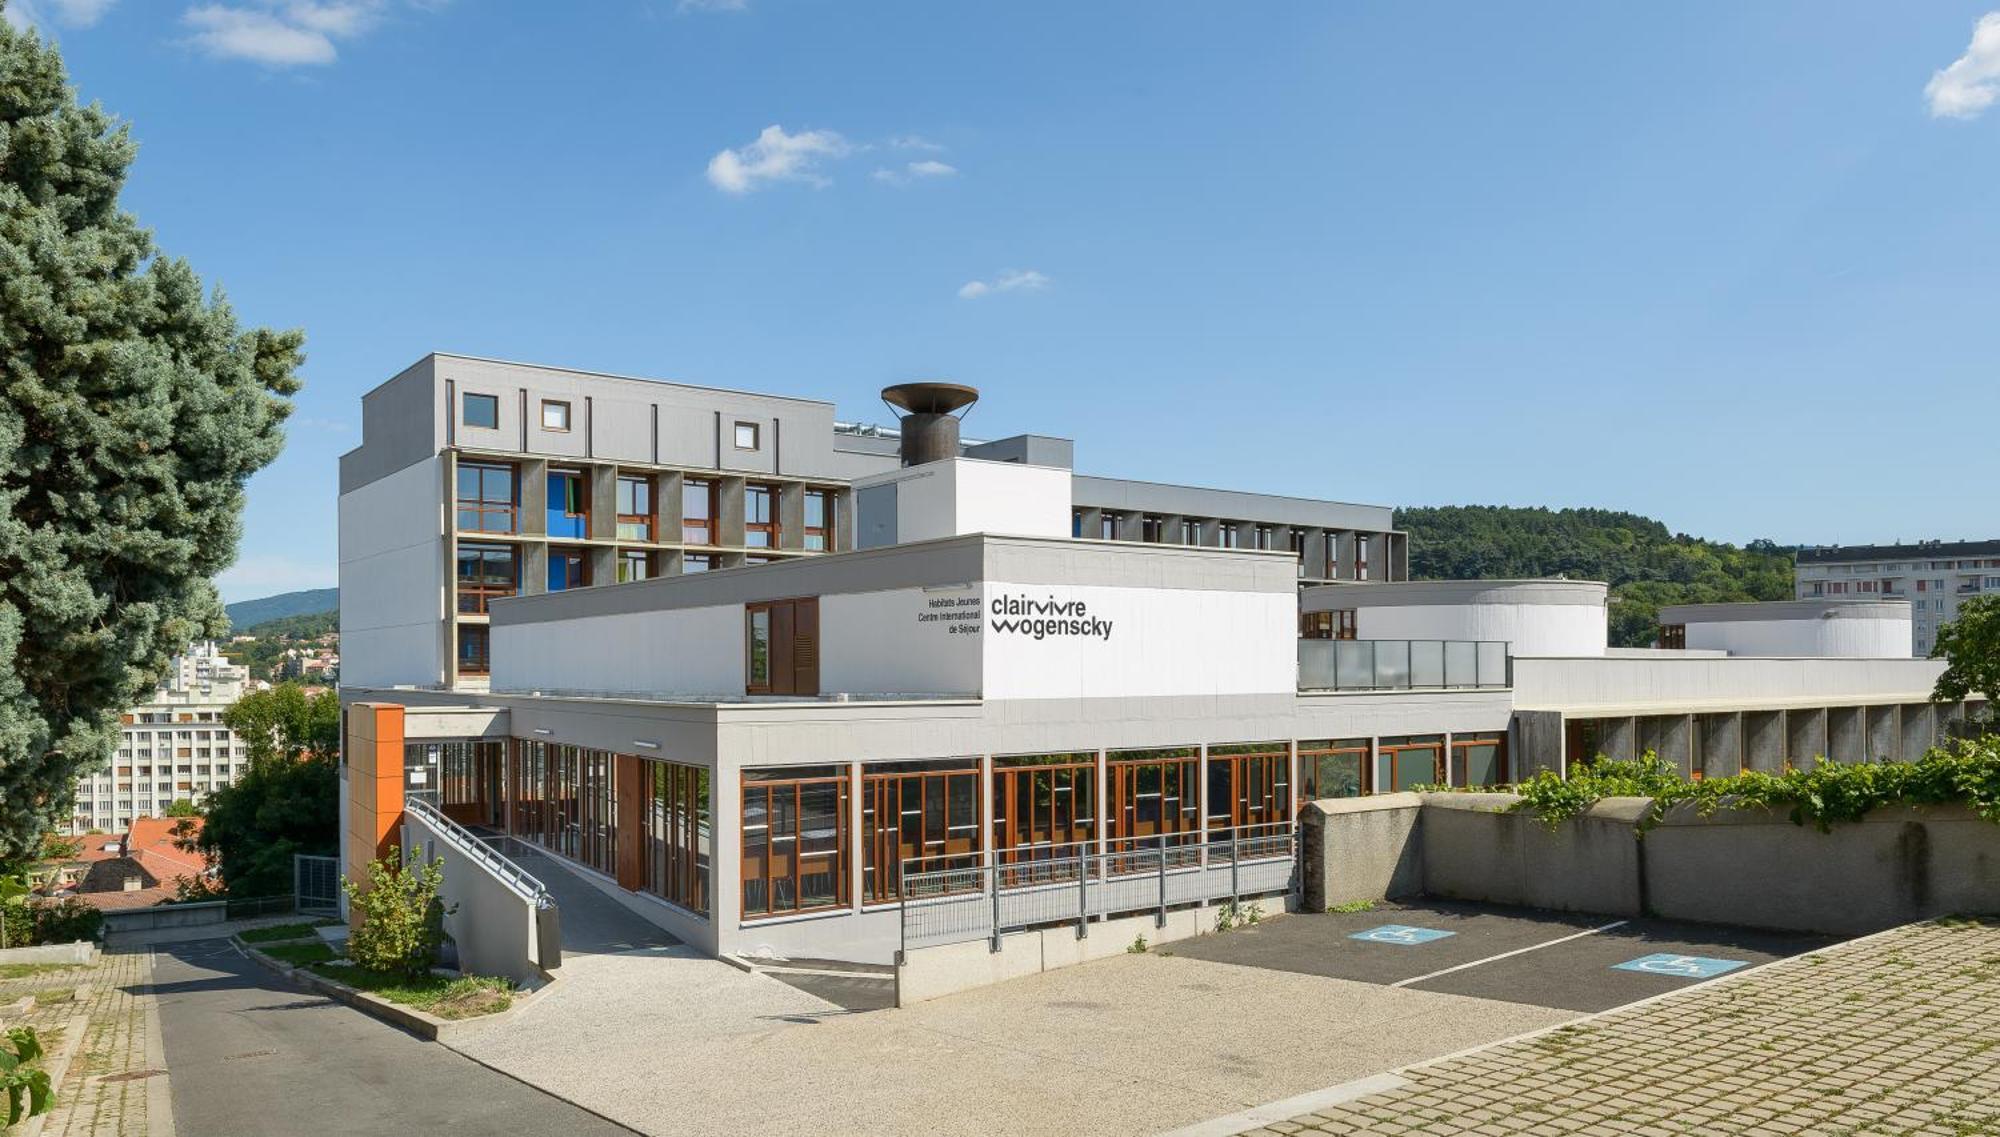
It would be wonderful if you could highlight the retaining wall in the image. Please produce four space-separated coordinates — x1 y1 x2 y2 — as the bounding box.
1302 794 2000 935
0 941 97 966
101 901 227 937
403 810 553 988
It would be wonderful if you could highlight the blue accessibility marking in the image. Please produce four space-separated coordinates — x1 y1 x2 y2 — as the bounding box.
1348 924 1455 946
1612 953 1747 979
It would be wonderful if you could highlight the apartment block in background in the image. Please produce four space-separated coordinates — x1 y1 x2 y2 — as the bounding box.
67 642 251 835
1796 539 2000 656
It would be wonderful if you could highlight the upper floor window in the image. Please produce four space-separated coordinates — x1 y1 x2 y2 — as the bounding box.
548 470 588 539
457 625 491 675
616 475 653 541
683 478 717 546
1072 510 1084 538
1254 525 1274 551
683 552 714 573
746 597 819 696
804 489 834 552
1356 536 1371 581
745 484 778 548
1219 523 1239 549
541 400 571 432
1180 518 1202 545
1100 515 1118 541
456 462 516 533
1142 516 1163 543
548 548 590 591
1300 610 1356 640
463 392 499 430
734 422 760 450
1659 624 1686 650
617 550 652 583
455 542 517 614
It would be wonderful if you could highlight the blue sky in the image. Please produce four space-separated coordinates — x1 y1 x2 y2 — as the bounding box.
9 1 2000 602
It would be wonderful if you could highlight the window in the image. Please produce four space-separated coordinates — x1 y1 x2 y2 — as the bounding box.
541 400 571 432
741 766 849 918
1072 510 1084 539
1300 610 1356 640
1288 528 1307 564
1451 734 1508 788
863 761 980 903
746 597 818 695
510 742 617 876
1106 747 1200 855
804 489 834 552
457 625 491 675
1180 519 1202 545
617 550 652 583
1356 536 1371 581
547 470 588 539
463 392 499 430
1205 742 1290 836
991 753 1097 869
1219 524 1240 549
1254 525 1274 551
548 547 590 591
616 475 653 541
1099 514 1118 541
745 484 778 548
642 759 710 916
456 542 517 613
1659 624 1686 650
734 421 760 450
682 478 717 545
683 553 713 574
455 462 517 533
1377 736 1443 792
1141 516 1163 543
1297 740 1369 801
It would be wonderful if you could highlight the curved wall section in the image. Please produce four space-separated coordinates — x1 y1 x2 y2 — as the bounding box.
1307 580 1609 658
1662 600 1912 659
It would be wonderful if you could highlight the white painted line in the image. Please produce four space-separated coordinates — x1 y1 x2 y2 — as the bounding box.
752 964 895 981
1388 920 1629 988
1155 1073 1411 1137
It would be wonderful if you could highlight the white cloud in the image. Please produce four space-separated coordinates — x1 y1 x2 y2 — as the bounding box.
1926 12 2000 119
4 0 117 31
957 269 1048 300
181 1 408 67
889 134 945 152
871 158 958 185
706 125 851 193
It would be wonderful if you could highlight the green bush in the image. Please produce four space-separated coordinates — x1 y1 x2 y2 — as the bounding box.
32 897 104 945
1 1026 52 1128
341 852 450 981
1507 736 2000 832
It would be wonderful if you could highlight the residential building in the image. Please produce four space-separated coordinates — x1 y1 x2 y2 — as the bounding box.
337 354 1407 692
337 371 1982 970
67 818 210 910
1796 539 2000 656
66 642 251 836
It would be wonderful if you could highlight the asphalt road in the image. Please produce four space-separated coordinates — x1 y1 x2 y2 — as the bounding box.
152 937 635 1137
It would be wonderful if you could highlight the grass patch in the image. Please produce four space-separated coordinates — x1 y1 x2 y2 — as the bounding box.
306 965 515 1020
1326 899 1378 914
239 923 324 944
0 963 83 981
260 942 337 966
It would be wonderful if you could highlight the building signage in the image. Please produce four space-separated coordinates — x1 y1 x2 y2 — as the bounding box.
988 593 1114 642
918 587 984 637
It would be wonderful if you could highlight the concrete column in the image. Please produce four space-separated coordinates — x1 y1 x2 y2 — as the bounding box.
588 464 617 542
778 483 806 551
1700 713 1742 778
1117 511 1144 543
1332 531 1355 581
519 458 549 537
1158 514 1185 545
1389 533 1410 582
521 543 549 597
1659 714 1693 778
1785 708 1827 769
1094 750 1108 859
1075 506 1102 540
1828 706 1864 764
847 763 864 913
718 476 747 548
1865 705 1900 763
1196 518 1222 547
1303 528 1330 580
1939 701 1968 742
1603 716 1638 763
834 489 856 553
980 754 995 871
657 470 685 544
1744 711 1785 773
711 762 741 950
587 546 616 588
1900 703 1934 761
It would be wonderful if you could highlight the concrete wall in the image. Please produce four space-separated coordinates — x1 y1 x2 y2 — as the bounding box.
1663 599 1913 660
1311 580 1609 658
1511 655 1946 713
402 808 550 988
102 901 227 937
0 941 97 965
1418 794 1643 917
1299 794 1423 911
338 455 446 688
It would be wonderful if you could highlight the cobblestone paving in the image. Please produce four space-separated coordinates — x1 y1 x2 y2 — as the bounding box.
1243 919 2000 1137
1 948 171 1137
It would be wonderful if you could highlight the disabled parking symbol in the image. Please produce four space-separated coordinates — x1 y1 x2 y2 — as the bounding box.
1612 953 1747 979
1348 924 1455 946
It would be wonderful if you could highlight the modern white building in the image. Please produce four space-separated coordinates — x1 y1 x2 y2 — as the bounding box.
1796 539 2000 656
67 642 252 835
336 364 1986 971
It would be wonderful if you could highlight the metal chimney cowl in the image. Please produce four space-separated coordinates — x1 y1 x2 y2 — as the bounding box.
881 382 978 467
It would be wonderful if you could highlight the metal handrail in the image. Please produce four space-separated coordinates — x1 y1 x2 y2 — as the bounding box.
405 798 555 910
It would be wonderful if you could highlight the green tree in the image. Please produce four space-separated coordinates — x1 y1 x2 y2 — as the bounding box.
0 12 303 857
1933 595 2000 705
342 853 450 981
162 799 198 818
197 684 338 897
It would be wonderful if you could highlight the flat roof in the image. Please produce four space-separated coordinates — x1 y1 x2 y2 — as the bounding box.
1798 539 2000 563
1658 599 1911 624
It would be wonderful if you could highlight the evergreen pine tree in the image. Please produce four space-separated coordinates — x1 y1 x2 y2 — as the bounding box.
0 9 302 855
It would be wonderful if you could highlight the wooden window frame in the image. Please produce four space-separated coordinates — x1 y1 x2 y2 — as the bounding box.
745 597 819 696
641 758 711 916
1297 740 1371 803
615 474 654 541
455 461 517 534
1659 624 1686 650
803 489 834 552
1377 736 1444 792
548 547 591 591
991 754 1097 870
457 624 492 675
1106 747 1200 856
462 392 499 430
740 769 849 920
862 762 981 904
541 399 572 432
1450 734 1509 789
547 469 589 539
744 483 779 549
455 541 518 614
682 478 718 546
616 550 651 583
1205 743 1291 836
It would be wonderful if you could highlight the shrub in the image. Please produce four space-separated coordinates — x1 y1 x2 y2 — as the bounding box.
32 897 103 945
341 852 451 981
1 1027 52 1128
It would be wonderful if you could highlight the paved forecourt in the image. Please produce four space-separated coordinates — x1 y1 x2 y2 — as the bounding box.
1218 917 2000 1137
1166 898 1835 1012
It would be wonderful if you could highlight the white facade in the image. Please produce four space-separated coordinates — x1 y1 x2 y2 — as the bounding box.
1306 579 1609 658
853 458 1072 549
1796 542 2000 656
1661 600 1912 660
67 642 252 835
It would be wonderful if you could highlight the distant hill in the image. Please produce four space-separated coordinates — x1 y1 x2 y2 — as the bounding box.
1392 506 1795 648
225 588 338 632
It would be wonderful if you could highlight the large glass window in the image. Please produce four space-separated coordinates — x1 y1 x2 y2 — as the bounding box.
683 553 713 573
1451 733 1508 788
804 489 834 551
1205 742 1291 837
1377 736 1443 792
991 753 1097 869
424 740 506 828
1107 747 1199 855
745 484 778 548
682 478 716 545
548 547 589 591
509 742 617 876
617 550 651 583
741 766 849 918
548 470 588 539
455 462 516 533
863 761 980 903
1298 739 1369 801
616 475 653 541
456 542 517 613
457 625 491 674
642 759 710 916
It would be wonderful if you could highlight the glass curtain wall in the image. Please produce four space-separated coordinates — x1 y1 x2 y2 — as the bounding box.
991 753 1096 871
641 759 710 916
741 766 849 918
510 741 617 876
1107 747 1200 857
862 760 980 903
1205 742 1291 839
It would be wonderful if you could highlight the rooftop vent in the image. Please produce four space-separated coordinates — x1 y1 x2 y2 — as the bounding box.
881 382 978 467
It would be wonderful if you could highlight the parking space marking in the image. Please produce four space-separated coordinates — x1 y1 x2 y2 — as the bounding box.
1348 925 1456 945
1389 920 1629 989
1612 953 1747 979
